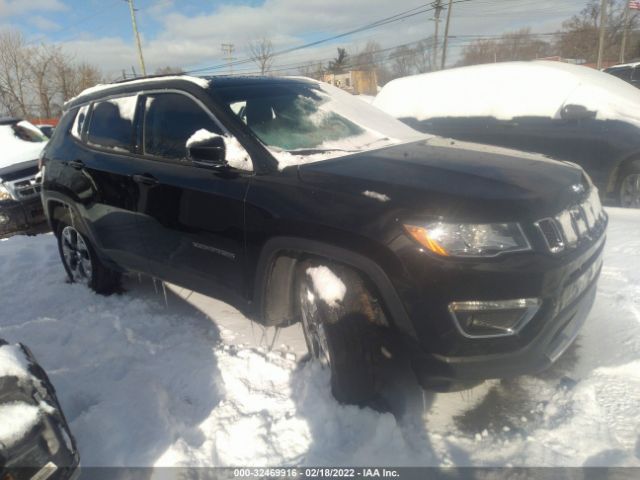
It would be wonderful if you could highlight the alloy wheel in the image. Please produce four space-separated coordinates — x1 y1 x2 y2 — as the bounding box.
620 173 640 208
60 226 93 284
299 282 332 368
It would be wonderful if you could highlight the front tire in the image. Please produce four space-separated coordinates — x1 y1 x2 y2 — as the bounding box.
296 261 388 406
56 221 120 294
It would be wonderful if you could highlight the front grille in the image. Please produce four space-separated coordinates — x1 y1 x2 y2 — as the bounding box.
536 188 606 254
4 173 41 200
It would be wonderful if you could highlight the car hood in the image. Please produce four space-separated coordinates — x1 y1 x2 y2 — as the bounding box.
1 141 45 171
297 137 587 222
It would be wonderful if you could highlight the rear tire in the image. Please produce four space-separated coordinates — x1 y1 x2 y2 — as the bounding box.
619 161 640 208
296 261 388 406
56 220 120 294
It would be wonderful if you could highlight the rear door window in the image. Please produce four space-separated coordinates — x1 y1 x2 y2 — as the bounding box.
87 96 137 151
142 93 223 160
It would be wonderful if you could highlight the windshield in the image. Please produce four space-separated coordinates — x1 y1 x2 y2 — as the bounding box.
216 80 424 168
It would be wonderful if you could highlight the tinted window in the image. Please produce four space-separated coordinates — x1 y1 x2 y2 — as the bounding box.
607 66 633 81
87 96 137 151
143 93 222 159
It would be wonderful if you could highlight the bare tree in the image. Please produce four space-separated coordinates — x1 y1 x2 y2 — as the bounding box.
389 45 416 78
154 66 185 75
298 61 325 80
414 38 435 73
0 28 103 118
0 30 31 116
249 38 275 75
459 28 552 66
557 0 639 63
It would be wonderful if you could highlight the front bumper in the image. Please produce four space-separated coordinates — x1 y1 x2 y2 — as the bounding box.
0 196 49 239
397 222 606 389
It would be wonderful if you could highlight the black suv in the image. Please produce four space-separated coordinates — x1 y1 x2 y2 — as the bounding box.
41 75 607 404
0 118 49 239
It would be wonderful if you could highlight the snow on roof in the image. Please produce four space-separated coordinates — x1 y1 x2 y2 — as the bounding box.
66 75 211 106
374 61 640 127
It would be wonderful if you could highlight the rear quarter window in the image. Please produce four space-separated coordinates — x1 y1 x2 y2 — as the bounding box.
71 105 90 141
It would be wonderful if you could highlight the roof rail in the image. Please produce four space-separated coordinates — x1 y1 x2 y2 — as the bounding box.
109 72 189 85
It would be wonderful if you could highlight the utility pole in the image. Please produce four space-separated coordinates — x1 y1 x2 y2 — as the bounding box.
432 0 444 70
596 0 607 69
620 1 631 63
126 0 147 76
441 0 454 70
221 43 236 75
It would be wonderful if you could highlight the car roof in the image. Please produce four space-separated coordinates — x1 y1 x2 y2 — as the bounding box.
64 74 318 110
374 60 640 125
605 61 640 70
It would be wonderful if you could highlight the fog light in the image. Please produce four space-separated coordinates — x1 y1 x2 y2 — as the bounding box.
448 299 541 338
0 213 9 226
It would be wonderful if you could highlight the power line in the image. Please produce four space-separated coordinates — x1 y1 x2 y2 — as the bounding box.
186 0 476 75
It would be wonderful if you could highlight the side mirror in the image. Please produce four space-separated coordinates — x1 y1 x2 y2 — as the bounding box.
187 135 227 168
561 104 596 121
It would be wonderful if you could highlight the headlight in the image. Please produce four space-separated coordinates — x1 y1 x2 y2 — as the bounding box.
404 221 531 257
0 183 14 201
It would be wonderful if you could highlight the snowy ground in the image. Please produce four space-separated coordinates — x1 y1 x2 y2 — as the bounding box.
0 208 639 467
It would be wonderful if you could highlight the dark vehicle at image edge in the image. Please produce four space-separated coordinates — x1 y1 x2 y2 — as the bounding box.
40 75 607 405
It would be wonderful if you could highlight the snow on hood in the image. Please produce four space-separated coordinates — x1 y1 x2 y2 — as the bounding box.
0 123 46 170
374 61 640 127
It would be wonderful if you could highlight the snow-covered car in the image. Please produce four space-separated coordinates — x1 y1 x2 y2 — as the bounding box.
374 61 640 208
0 339 79 479
604 61 640 89
0 118 50 239
41 75 606 406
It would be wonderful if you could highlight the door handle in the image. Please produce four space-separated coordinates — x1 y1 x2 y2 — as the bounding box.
132 173 159 186
68 160 85 170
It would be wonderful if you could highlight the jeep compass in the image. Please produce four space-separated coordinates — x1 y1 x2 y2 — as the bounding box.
40 75 607 404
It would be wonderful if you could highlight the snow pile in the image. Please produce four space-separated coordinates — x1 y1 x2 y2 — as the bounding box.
0 209 638 466
306 266 347 308
0 344 30 378
374 61 640 127
0 123 46 169
186 128 252 171
0 402 42 447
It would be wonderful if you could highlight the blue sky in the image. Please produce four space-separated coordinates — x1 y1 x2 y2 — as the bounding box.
0 0 586 77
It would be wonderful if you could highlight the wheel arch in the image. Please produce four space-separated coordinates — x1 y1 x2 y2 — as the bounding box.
608 152 640 195
253 236 417 339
